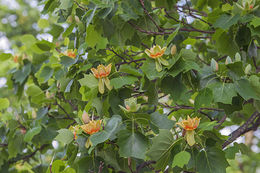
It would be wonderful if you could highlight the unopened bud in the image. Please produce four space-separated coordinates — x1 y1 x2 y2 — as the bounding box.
75 16 80 23
20 127 27 135
211 59 218 72
82 111 90 124
225 56 232 65
235 53 241 61
171 45 177 55
245 64 252 74
32 110 37 119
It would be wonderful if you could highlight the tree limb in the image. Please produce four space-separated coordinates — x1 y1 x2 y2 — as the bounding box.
9 144 49 164
222 111 260 148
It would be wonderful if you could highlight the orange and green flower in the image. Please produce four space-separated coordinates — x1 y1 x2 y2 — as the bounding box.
81 120 102 135
119 97 141 113
63 49 77 59
145 45 169 72
236 0 259 12
176 116 200 146
91 64 112 94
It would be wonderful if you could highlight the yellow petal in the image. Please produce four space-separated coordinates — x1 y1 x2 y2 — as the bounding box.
98 78 104 94
186 130 195 146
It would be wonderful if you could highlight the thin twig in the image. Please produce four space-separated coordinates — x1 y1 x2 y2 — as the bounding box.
214 114 227 129
0 143 7 147
54 101 72 119
9 144 49 164
139 0 163 31
98 161 104 173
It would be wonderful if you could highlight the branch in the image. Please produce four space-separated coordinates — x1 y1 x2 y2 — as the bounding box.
107 48 127 62
136 161 156 172
0 143 7 147
214 114 227 129
54 101 73 120
98 161 104 173
139 0 163 31
222 111 260 148
161 103 224 121
175 5 208 17
74 1 87 11
9 144 49 164
115 58 146 66
164 10 214 34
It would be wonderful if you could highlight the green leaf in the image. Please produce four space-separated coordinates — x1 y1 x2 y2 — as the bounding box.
66 143 79 165
85 6 97 28
251 17 260 28
195 88 213 110
90 115 123 146
85 25 101 48
196 147 229 173
8 134 23 159
249 75 260 98
213 14 240 30
0 53 12 61
60 56 76 67
55 129 74 145
97 147 121 171
161 75 187 100
78 74 98 89
117 130 148 159
235 79 260 100
146 129 182 170
20 34 36 47
145 80 158 105
60 0 73 9
141 59 166 80
40 66 53 83
37 19 49 29
224 145 239 159
49 24 64 39
198 121 218 131
215 31 239 57
110 76 138 89
63 23 76 38
13 63 31 84
150 112 175 134
172 151 191 168
119 64 143 77
166 24 180 45
209 82 237 104
0 98 10 110
181 49 197 61
46 160 65 173
24 126 42 142
27 85 44 97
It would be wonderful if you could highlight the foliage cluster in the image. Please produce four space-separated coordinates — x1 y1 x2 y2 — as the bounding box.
0 0 260 172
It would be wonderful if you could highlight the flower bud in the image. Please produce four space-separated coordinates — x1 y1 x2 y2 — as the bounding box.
225 56 232 65
20 127 27 135
119 97 141 113
245 64 252 74
171 45 177 55
82 111 90 124
235 52 241 61
211 59 218 72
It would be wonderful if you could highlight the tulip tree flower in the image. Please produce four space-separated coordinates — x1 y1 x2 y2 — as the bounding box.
91 64 113 94
81 120 102 135
236 0 259 12
176 116 200 146
63 49 77 58
119 97 141 113
145 45 169 72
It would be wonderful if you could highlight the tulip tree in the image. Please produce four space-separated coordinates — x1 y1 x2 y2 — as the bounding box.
0 0 260 172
